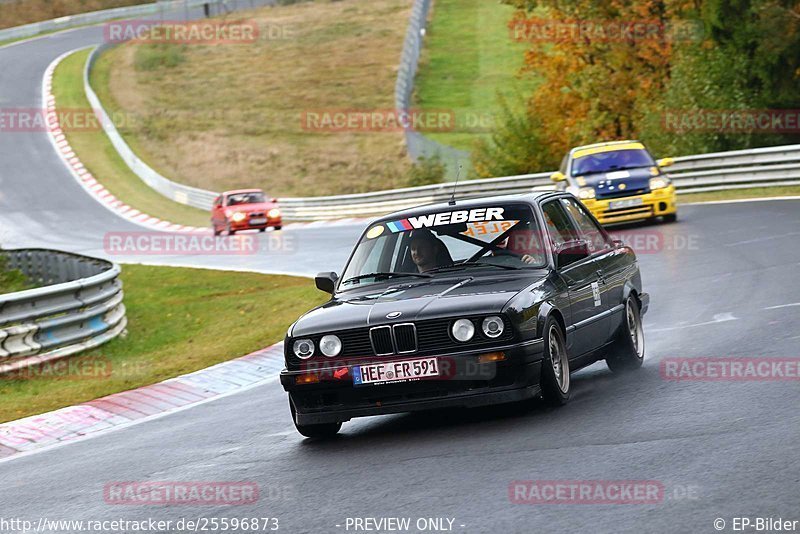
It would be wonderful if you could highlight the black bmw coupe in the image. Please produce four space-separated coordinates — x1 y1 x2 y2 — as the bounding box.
280 192 649 437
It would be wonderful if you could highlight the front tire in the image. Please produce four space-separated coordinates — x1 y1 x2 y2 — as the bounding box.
663 213 677 223
606 297 645 373
540 317 570 406
290 401 341 439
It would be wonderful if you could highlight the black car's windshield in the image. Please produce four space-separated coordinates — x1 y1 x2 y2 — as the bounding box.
340 203 545 287
571 148 655 176
227 192 266 205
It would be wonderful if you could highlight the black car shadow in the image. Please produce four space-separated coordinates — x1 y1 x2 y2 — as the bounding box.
295 361 664 450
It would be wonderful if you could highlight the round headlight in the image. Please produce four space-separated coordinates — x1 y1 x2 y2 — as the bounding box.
293 339 314 359
649 176 671 190
319 335 342 357
268 208 281 218
578 187 596 200
231 211 246 222
452 318 475 342
482 316 505 338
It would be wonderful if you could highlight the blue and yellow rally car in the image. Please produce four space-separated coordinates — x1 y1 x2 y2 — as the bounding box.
550 141 677 225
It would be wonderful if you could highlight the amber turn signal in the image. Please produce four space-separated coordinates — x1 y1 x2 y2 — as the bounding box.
296 373 320 385
478 352 506 363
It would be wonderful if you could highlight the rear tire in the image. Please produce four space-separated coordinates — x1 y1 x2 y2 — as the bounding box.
540 317 570 406
290 401 341 439
605 297 645 373
226 223 235 236
212 226 221 237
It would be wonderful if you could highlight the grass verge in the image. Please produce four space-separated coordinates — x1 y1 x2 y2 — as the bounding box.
677 185 800 204
414 0 537 152
0 264 325 423
52 49 211 227
0 257 31 293
95 0 414 197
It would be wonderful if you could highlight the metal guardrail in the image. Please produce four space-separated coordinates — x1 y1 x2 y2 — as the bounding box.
276 144 800 220
393 0 469 174
0 249 127 368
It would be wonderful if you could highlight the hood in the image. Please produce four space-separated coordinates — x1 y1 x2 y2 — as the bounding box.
290 272 546 337
577 166 653 199
227 202 278 213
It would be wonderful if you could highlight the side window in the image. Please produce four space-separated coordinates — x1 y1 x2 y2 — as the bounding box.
560 198 610 252
541 200 579 247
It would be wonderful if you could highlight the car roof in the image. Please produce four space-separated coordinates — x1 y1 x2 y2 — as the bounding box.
569 140 646 159
376 191 558 222
223 189 264 195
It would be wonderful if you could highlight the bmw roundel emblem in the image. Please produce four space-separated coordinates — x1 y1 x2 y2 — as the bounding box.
386 311 402 319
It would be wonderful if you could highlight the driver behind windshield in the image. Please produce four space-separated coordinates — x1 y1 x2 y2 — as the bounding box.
409 230 452 273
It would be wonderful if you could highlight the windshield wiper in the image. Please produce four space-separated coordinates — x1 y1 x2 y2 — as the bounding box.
426 261 521 273
341 271 432 285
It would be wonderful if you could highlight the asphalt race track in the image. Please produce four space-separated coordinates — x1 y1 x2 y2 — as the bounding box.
2 20 800 534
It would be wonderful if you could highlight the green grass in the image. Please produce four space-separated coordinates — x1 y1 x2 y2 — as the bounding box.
0 257 31 293
414 0 538 151
0 265 326 423
93 0 415 196
678 185 800 204
52 49 211 227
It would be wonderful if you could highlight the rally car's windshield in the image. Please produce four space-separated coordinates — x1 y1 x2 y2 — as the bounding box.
340 203 545 287
571 148 655 176
227 192 266 205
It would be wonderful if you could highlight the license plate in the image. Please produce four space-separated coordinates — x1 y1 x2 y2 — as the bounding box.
352 357 439 386
609 198 643 210
249 218 267 225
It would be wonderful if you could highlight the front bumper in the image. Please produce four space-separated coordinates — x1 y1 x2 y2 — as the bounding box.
583 186 677 225
230 217 282 230
281 339 545 425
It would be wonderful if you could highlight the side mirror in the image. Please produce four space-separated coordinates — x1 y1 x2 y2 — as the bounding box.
550 171 566 183
315 272 338 294
555 240 590 270
270 197 278 203
656 157 674 168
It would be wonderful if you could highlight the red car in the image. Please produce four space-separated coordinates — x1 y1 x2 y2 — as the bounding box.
211 189 282 235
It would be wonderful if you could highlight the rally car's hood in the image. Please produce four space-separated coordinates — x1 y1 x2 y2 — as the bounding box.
227 201 278 212
576 166 653 198
290 272 546 337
